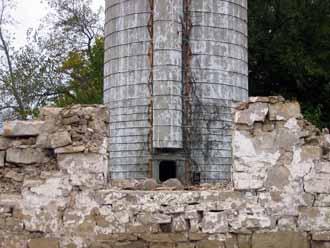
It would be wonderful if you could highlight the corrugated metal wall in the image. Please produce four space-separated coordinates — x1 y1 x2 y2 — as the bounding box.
189 0 248 182
153 0 183 149
104 0 151 179
104 0 248 182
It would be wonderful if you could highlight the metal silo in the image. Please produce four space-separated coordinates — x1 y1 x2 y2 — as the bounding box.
104 0 248 183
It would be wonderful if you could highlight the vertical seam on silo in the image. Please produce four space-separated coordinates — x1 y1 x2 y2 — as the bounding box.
182 0 193 184
147 0 154 178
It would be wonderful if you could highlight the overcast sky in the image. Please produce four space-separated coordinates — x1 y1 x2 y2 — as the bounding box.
13 0 104 48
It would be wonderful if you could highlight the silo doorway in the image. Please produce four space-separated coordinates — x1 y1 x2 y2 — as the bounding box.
159 160 177 182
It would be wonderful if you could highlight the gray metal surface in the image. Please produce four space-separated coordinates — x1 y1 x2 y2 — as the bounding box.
153 0 183 149
189 0 248 182
104 0 151 179
104 0 248 182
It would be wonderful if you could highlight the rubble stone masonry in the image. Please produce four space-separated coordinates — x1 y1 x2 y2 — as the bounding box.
1 98 330 247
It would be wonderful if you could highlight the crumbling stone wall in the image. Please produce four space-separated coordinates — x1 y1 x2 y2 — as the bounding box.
1 99 330 248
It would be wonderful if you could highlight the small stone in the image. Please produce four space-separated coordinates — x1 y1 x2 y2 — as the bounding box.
234 102 269 125
55 145 85 154
3 120 45 137
137 213 172 224
201 211 228 233
304 171 330 194
111 179 140 190
249 96 271 103
49 131 72 148
298 207 330 231
39 107 62 120
62 115 80 125
28 238 59 248
0 136 10 150
6 148 45 164
176 243 195 248
196 240 225 248
238 234 252 248
5 170 24 182
139 178 159 191
313 232 330 241
252 232 309 248
312 241 330 248
162 178 184 190
269 101 301 121
0 151 4 167
172 215 187 232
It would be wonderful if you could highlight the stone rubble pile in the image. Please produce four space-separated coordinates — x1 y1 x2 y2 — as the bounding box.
0 98 330 247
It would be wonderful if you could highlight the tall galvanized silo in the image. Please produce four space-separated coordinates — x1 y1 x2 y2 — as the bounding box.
104 0 248 183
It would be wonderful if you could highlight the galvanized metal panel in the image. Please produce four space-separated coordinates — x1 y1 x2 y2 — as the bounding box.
153 0 183 149
104 0 151 179
189 0 248 182
104 0 249 182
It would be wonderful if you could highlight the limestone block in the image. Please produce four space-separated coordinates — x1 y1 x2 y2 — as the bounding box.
289 146 322 179
298 207 330 231
5 169 24 182
315 194 330 207
269 101 301 121
232 130 281 190
49 131 72 148
0 136 10 150
277 217 298 231
58 153 107 188
304 170 330 193
137 213 172 224
315 161 330 174
233 172 265 190
55 145 85 154
313 232 330 241
234 102 268 125
202 211 228 233
0 151 4 167
259 184 313 217
0 194 22 208
252 232 309 248
237 234 252 248
228 206 272 231
139 179 159 191
323 134 330 148
312 241 330 248
0 233 29 248
172 215 187 232
195 240 225 248
39 107 62 120
162 178 184 190
22 176 72 233
6 147 45 165
3 120 45 137
28 238 59 248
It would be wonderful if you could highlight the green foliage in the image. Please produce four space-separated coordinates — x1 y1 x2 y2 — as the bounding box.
55 37 104 106
249 0 330 128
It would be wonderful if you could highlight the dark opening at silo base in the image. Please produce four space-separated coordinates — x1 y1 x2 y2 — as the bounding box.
159 160 177 182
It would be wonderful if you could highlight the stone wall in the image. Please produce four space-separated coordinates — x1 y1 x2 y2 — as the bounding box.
1 98 330 248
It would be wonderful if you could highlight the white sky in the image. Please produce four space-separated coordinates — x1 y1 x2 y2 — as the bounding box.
13 0 104 48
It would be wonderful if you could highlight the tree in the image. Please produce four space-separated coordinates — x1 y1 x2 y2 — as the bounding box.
0 0 104 119
0 0 63 119
44 0 104 106
55 36 104 106
249 0 330 128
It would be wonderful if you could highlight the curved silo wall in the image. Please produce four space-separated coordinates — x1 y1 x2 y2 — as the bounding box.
153 0 183 149
188 0 248 182
104 0 248 182
104 0 152 179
